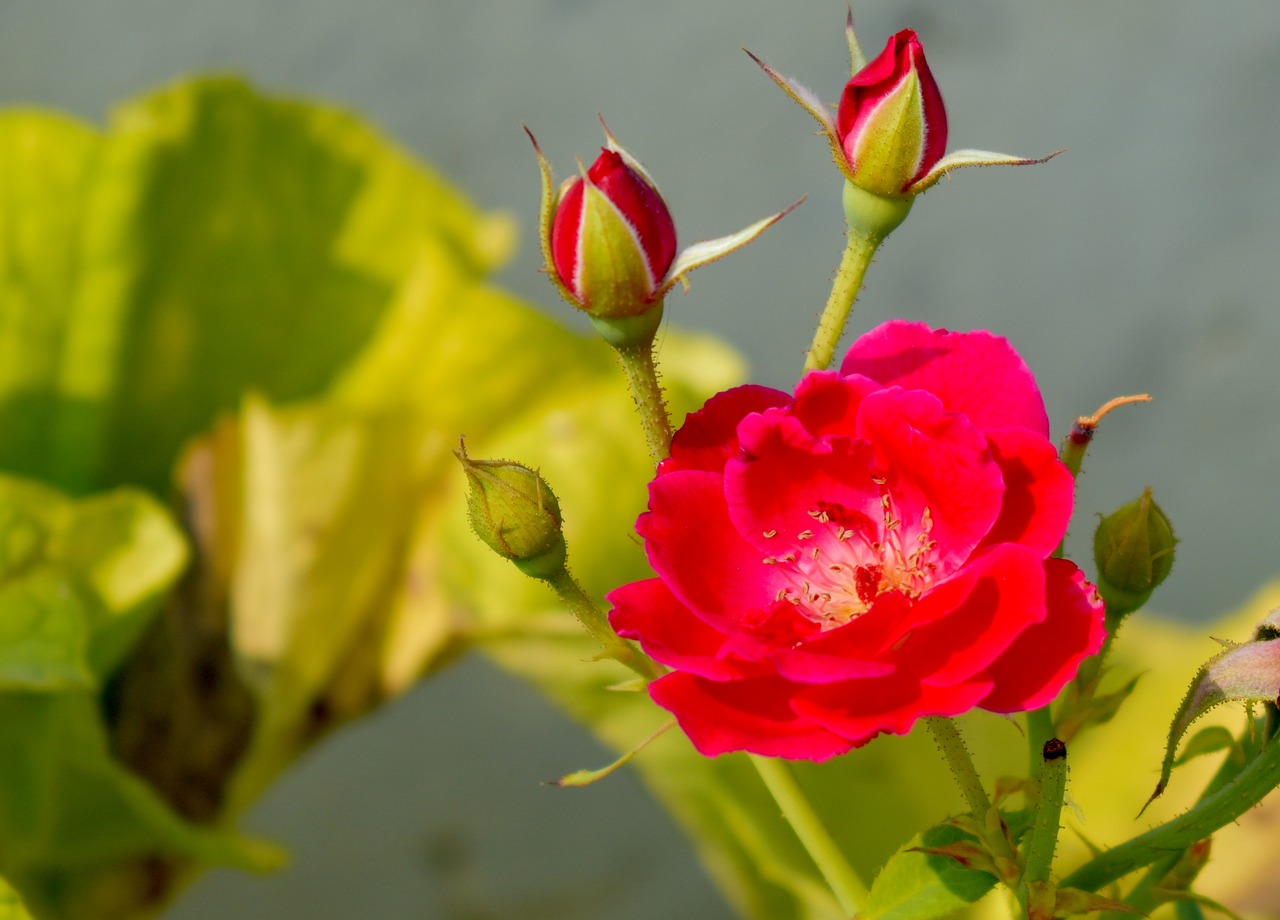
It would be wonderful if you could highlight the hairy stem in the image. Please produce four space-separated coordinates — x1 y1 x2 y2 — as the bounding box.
1061 734 1280 892
803 182 912 374
613 337 674 465
925 717 991 817
545 568 662 680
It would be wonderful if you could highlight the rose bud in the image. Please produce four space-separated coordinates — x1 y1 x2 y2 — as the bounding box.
549 146 677 319
527 120 795 346
455 444 566 580
1093 487 1176 629
835 29 946 197
748 13 1060 204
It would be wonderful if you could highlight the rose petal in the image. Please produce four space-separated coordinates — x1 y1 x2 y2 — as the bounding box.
840 320 1050 436
726 406 881 552
608 579 747 679
892 543 1048 684
649 671 854 761
786 370 879 438
640 469 777 623
978 559 1106 713
666 384 791 474
792 672 993 746
856 387 1004 572
767 592 911 682
978 426 1074 555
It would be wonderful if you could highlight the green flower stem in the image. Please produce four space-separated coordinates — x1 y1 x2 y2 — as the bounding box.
613 337 674 464
803 228 879 373
1026 706 1055 791
749 755 869 915
925 717 991 817
545 568 663 681
589 304 674 465
803 182 912 374
1060 734 1280 892
1023 739 1067 888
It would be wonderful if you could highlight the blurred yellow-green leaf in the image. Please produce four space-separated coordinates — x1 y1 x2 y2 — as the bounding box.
0 473 280 920
0 77 513 495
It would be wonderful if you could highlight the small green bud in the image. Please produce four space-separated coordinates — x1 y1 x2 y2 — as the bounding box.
1093 487 1176 627
455 445 567 580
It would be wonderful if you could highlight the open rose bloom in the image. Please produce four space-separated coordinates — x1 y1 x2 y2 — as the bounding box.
610 320 1106 760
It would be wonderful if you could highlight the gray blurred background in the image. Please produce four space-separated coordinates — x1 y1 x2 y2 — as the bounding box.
3 1 1279 917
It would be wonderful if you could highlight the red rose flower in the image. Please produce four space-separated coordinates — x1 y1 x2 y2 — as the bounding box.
609 320 1105 761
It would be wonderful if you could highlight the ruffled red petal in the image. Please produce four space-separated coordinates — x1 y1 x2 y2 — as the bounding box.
978 559 1106 713
665 384 790 474
726 409 880 553
978 426 1074 555
856 387 1004 571
607 579 745 679
840 320 1050 437
792 672 993 747
890 544 1047 684
639 469 777 622
649 671 854 761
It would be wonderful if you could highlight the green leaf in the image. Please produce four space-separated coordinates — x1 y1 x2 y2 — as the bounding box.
1173 726 1239 767
0 476 187 686
0 568 93 691
0 876 34 920
0 78 514 494
0 111 100 489
860 825 998 920
0 472 281 920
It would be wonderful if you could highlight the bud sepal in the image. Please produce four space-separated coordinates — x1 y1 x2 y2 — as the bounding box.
1146 606 1280 807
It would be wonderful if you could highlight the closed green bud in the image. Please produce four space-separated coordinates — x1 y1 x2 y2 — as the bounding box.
455 446 567 580
1093 487 1176 628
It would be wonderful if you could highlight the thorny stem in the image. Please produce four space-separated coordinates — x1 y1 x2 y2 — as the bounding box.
1022 739 1067 890
750 755 869 915
613 336 674 465
804 227 883 373
803 181 912 374
1026 706 1056 793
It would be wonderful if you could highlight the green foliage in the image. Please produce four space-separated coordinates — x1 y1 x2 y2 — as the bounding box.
0 474 279 920
0 79 511 495
0 76 522 917
859 825 998 920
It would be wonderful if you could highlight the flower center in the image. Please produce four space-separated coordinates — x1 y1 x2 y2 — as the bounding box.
762 477 938 629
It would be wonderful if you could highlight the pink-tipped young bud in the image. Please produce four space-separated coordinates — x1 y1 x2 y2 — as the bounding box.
748 14 1060 207
836 29 946 197
549 146 677 319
